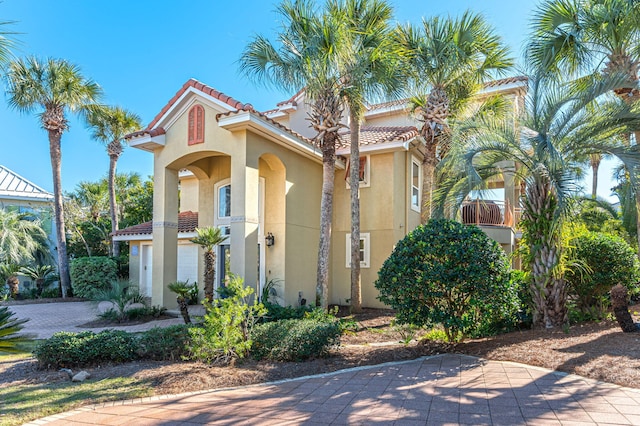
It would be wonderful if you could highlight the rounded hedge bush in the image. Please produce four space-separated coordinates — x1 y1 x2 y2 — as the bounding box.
251 318 341 361
375 219 518 342
565 231 640 317
70 256 117 298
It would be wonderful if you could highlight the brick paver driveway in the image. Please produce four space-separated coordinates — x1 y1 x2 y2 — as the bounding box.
26 354 640 425
7 301 186 339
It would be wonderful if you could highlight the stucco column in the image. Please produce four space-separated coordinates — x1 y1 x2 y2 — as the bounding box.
152 167 179 307
230 151 260 296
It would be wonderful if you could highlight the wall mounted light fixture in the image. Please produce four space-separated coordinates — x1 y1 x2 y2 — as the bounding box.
265 232 275 247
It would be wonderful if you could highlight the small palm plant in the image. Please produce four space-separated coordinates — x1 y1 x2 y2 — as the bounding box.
0 306 29 354
0 264 22 298
92 279 145 322
19 265 58 297
168 280 192 324
190 227 228 302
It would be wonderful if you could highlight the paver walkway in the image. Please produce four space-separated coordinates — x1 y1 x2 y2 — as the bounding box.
25 354 640 426
7 301 193 339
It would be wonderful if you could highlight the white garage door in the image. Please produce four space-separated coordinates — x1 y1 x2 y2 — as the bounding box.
177 244 199 285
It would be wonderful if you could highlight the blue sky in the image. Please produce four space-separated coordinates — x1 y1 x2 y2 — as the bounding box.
0 0 616 200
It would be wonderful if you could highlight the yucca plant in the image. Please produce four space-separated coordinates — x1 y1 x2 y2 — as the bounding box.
0 306 30 354
190 227 228 302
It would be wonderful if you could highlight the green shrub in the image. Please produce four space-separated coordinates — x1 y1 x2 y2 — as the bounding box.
137 325 191 361
34 330 138 368
187 275 266 365
262 302 312 321
565 231 640 319
70 257 117 298
375 219 519 342
251 318 341 361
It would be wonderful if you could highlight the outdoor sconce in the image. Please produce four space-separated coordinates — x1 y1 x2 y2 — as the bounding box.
265 232 275 247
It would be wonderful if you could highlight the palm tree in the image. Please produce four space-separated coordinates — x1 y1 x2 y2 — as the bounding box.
240 0 346 309
0 19 15 68
0 306 29 354
20 265 58 297
529 0 640 250
5 57 102 297
397 11 513 223
328 0 404 313
86 106 142 258
190 227 228 302
434 73 640 328
0 209 48 267
168 281 192 324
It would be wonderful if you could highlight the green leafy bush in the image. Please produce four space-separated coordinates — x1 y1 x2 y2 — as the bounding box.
70 257 117 298
251 318 341 361
262 302 312 321
187 274 266 365
566 231 640 319
34 330 138 368
137 325 191 361
375 219 518 342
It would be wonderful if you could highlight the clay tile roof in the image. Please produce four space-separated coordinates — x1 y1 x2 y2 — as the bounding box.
276 87 305 107
112 211 198 237
337 126 419 149
141 79 253 133
366 98 408 112
125 127 166 140
484 75 528 88
216 108 316 146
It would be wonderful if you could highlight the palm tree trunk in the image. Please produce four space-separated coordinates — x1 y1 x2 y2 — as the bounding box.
349 111 362 313
108 151 120 258
316 134 336 309
49 130 71 298
204 250 216 302
590 154 600 199
421 142 438 224
176 296 191 324
525 183 567 328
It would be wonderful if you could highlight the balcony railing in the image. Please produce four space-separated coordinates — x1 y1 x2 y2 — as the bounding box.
460 199 521 229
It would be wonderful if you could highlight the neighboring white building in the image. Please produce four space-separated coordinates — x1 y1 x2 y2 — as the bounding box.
0 165 56 291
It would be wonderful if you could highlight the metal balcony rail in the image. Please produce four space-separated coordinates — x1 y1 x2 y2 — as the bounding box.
460 199 521 229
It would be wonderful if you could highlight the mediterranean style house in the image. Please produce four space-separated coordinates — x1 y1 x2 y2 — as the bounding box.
114 77 527 308
0 165 55 291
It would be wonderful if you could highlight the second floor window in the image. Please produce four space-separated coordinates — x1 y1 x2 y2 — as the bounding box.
188 104 204 145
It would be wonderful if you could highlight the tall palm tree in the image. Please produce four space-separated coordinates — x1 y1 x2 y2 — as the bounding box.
327 0 404 313
434 73 640 329
529 0 640 250
397 11 513 223
240 0 346 309
191 226 228 302
86 106 142 257
5 57 102 297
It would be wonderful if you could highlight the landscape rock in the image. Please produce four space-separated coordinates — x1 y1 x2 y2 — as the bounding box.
72 371 91 382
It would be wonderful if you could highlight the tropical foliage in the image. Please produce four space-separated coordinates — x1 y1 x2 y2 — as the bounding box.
397 10 513 223
86 106 142 257
5 57 102 297
190 226 228 302
0 306 29 354
434 72 640 328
